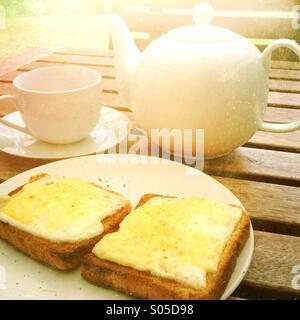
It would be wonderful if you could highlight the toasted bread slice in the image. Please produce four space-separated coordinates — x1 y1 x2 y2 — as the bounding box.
81 194 250 300
0 173 131 270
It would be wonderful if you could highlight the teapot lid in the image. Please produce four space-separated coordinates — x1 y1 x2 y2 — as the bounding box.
167 3 239 43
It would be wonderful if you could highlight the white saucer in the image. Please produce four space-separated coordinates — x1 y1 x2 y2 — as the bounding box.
0 107 131 159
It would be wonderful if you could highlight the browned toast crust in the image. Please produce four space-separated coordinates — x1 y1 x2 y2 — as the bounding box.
0 174 132 270
81 194 250 300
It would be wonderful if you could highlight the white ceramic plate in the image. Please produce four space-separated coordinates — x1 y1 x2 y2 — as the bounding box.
0 154 254 300
0 107 131 159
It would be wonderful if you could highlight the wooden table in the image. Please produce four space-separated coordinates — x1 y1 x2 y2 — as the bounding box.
0 48 300 300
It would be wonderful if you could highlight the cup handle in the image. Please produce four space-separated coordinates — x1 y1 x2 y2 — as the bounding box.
259 39 300 133
0 95 30 134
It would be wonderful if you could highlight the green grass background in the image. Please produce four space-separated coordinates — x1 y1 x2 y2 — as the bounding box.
0 16 109 61
0 1 111 61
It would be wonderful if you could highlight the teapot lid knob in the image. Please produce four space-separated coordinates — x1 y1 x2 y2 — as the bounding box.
168 2 237 42
193 2 214 27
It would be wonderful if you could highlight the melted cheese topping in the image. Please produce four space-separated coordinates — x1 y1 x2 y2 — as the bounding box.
0 175 128 243
93 197 242 289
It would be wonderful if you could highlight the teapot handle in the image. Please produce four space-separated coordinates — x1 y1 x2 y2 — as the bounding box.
259 39 300 133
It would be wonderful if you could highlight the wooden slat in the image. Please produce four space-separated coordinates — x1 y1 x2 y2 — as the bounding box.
268 92 300 109
102 79 118 93
38 54 115 68
54 48 114 58
272 61 300 71
0 48 53 77
269 69 300 81
264 107 300 123
247 130 300 153
0 82 13 95
1 113 300 186
204 147 300 187
0 71 118 93
0 129 300 190
19 61 115 79
215 176 300 236
236 231 300 299
0 152 52 182
134 37 151 51
0 70 23 82
127 130 300 186
129 131 300 186
269 79 300 94
101 92 122 108
0 100 16 117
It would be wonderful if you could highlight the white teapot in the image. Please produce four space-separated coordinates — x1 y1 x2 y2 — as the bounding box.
108 3 300 159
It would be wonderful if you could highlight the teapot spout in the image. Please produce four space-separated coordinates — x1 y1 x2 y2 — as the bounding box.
105 14 141 108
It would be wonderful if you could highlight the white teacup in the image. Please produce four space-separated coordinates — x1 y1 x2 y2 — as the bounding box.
0 66 102 144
